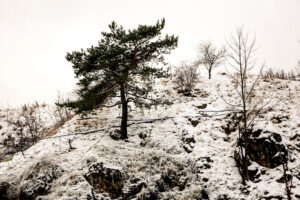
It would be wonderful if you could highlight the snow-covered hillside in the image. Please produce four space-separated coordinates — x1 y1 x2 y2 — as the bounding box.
0 73 299 200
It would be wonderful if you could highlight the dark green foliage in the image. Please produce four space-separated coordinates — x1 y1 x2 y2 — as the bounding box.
61 19 178 138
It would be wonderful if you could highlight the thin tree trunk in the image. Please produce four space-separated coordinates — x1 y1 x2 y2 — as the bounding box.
208 67 212 79
238 126 246 185
120 84 128 139
243 110 249 182
280 150 292 200
242 75 249 182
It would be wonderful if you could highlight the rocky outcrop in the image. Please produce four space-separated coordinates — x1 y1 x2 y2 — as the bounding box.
182 129 196 153
234 129 288 181
155 168 188 192
221 113 242 135
137 189 161 200
84 159 193 199
235 129 287 169
0 182 17 200
84 162 125 198
123 178 147 199
0 159 64 200
20 159 64 200
248 129 287 168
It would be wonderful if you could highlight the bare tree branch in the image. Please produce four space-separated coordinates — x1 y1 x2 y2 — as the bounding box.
197 41 226 79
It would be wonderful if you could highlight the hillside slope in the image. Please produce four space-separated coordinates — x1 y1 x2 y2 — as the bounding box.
0 73 299 200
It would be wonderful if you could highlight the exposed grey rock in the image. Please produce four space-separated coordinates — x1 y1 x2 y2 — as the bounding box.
235 129 287 170
182 129 196 153
248 129 287 168
19 159 64 200
109 129 122 141
188 118 200 127
155 169 188 192
139 132 148 139
0 159 64 200
0 182 17 200
123 180 147 199
197 157 213 172
183 144 193 153
276 174 292 183
137 188 161 200
194 103 207 110
84 162 125 199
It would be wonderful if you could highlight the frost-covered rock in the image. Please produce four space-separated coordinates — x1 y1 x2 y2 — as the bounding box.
248 129 287 168
123 179 147 199
84 161 125 198
109 129 122 141
182 129 196 153
136 188 161 200
19 159 64 200
155 168 188 192
235 129 287 171
0 158 64 200
196 157 213 172
0 182 17 200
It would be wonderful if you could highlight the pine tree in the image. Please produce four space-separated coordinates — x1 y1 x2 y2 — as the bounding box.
61 19 178 139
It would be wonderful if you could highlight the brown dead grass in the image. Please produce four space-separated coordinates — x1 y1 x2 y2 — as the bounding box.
43 115 74 138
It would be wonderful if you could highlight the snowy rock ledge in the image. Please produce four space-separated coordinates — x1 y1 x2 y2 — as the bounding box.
0 158 64 200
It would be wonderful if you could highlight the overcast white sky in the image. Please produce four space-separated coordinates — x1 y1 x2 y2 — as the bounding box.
0 0 300 106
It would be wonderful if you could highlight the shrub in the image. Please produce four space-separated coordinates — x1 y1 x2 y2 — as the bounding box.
173 62 199 93
3 103 47 155
53 91 73 126
262 68 299 81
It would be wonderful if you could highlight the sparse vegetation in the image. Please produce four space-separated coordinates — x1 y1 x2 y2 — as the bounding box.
278 147 294 200
173 62 199 94
3 103 47 155
54 91 73 126
0 15 299 200
262 67 300 81
225 27 265 185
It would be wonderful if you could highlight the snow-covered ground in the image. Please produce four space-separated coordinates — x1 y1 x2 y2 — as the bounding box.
0 104 58 157
0 73 299 200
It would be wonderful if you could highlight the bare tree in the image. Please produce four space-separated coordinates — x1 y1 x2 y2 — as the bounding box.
225 27 265 184
54 90 73 126
197 41 226 79
5 103 46 155
21 103 45 142
7 119 26 155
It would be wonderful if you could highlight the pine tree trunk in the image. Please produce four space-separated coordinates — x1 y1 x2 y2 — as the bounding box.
120 84 128 139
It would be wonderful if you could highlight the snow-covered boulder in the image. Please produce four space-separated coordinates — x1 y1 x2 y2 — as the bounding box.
84 161 125 199
0 158 64 200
